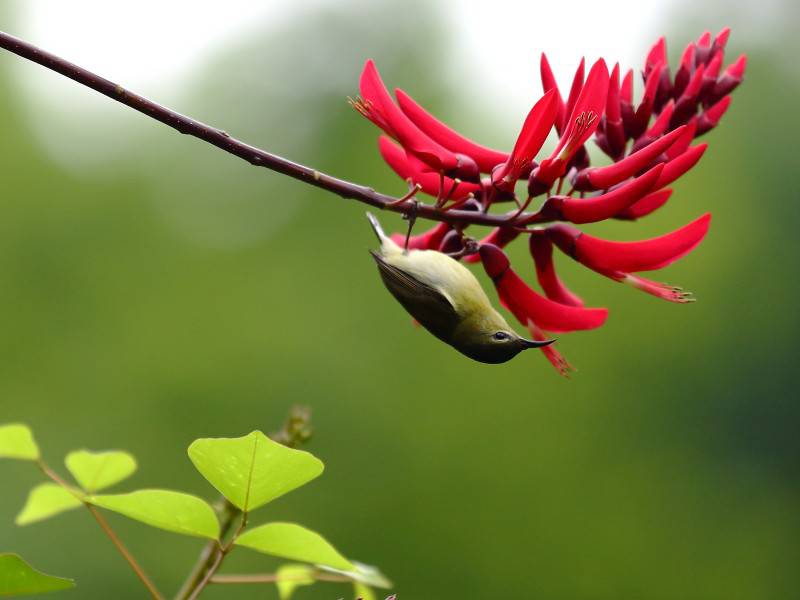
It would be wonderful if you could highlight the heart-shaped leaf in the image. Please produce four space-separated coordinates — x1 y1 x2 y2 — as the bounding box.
0 554 75 596
65 450 137 492
275 564 315 600
188 430 323 512
87 490 219 539
15 483 83 526
235 522 353 570
0 424 39 461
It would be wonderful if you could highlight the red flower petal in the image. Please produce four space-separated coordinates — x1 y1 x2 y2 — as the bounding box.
529 236 584 307
712 54 747 98
492 89 559 189
359 60 458 172
619 273 696 303
664 120 697 160
645 100 674 138
537 59 609 183
479 244 608 333
645 37 667 75
378 136 480 200
395 89 509 173
655 143 707 189
548 213 712 273
714 27 731 50
576 126 685 190
540 53 567 133
697 96 732 136
389 222 451 250
463 227 520 264
563 57 586 129
527 321 575 377
547 163 663 224
615 188 673 220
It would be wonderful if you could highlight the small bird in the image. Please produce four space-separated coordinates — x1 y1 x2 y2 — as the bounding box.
367 212 554 364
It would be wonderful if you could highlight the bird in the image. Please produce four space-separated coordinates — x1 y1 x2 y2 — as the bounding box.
366 212 554 364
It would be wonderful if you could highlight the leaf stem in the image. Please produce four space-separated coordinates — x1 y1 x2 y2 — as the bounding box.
0 29 540 231
36 460 164 600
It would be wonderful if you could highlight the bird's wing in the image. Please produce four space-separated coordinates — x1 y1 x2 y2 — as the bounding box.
370 251 460 340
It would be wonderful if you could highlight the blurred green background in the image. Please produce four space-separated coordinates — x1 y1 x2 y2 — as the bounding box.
1 1 798 599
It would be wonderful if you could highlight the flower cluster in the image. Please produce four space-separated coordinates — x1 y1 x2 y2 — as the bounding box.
353 29 745 375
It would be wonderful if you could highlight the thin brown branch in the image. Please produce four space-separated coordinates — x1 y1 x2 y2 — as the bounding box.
36 460 164 600
0 29 541 230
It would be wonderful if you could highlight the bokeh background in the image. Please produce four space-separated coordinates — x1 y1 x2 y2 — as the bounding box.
1 1 798 598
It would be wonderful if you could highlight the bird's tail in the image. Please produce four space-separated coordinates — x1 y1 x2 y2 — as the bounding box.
366 211 386 242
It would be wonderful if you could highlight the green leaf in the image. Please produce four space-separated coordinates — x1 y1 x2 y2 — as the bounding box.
275 564 315 600
0 553 75 596
0 424 39 461
235 522 353 570
65 449 137 492
87 489 219 539
319 561 393 588
354 582 375 600
15 483 83 526
188 430 323 512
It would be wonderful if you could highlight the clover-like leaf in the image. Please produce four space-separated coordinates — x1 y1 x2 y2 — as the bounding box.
87 490 219 539
319 561 393 589
0 553 75 596
354 582 375 600
188 430 323 512
65 450 137 492
15 483 83 526
275 564 315 600
0 424 39 461
235 522 353 570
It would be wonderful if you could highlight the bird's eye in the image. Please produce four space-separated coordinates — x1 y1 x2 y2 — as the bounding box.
493 331 509 341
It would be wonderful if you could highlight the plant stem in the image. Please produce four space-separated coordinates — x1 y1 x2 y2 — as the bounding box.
173 501 239 600
36 461 164 600
0 29 539 230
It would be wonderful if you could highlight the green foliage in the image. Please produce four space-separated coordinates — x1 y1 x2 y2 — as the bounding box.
1 418 391 598
236 522 354 570
0 424 39 461
0 554 74 596
15 483 82 526
275 564 315 599
188 430 324 512
87 490 219 539
65 450 137 493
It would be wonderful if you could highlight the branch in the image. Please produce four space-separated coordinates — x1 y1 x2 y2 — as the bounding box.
36 460 164 600
0 29 537 230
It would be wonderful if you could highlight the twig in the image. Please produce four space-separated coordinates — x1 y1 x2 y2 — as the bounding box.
0 29 539 230
36 460 164 600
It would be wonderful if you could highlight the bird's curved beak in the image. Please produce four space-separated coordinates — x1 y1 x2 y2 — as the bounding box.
521 338 556 349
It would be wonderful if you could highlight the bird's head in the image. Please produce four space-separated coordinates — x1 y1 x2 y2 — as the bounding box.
451 310 554 364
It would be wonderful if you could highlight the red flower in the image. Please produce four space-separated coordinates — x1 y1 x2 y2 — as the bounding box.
354 29 744 374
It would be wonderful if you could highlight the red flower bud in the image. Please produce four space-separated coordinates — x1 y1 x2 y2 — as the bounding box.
615 188 673 221
529 236 584 307
575 126 685 191
655 143 707 189
378 136 480 200
359 60 459 172
389 222 451 250
548 213 711 274
543 163 663 224
696 96 732 136
492 89 558 190
540 53 567 133
479 244 608 333
395 88 509 174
